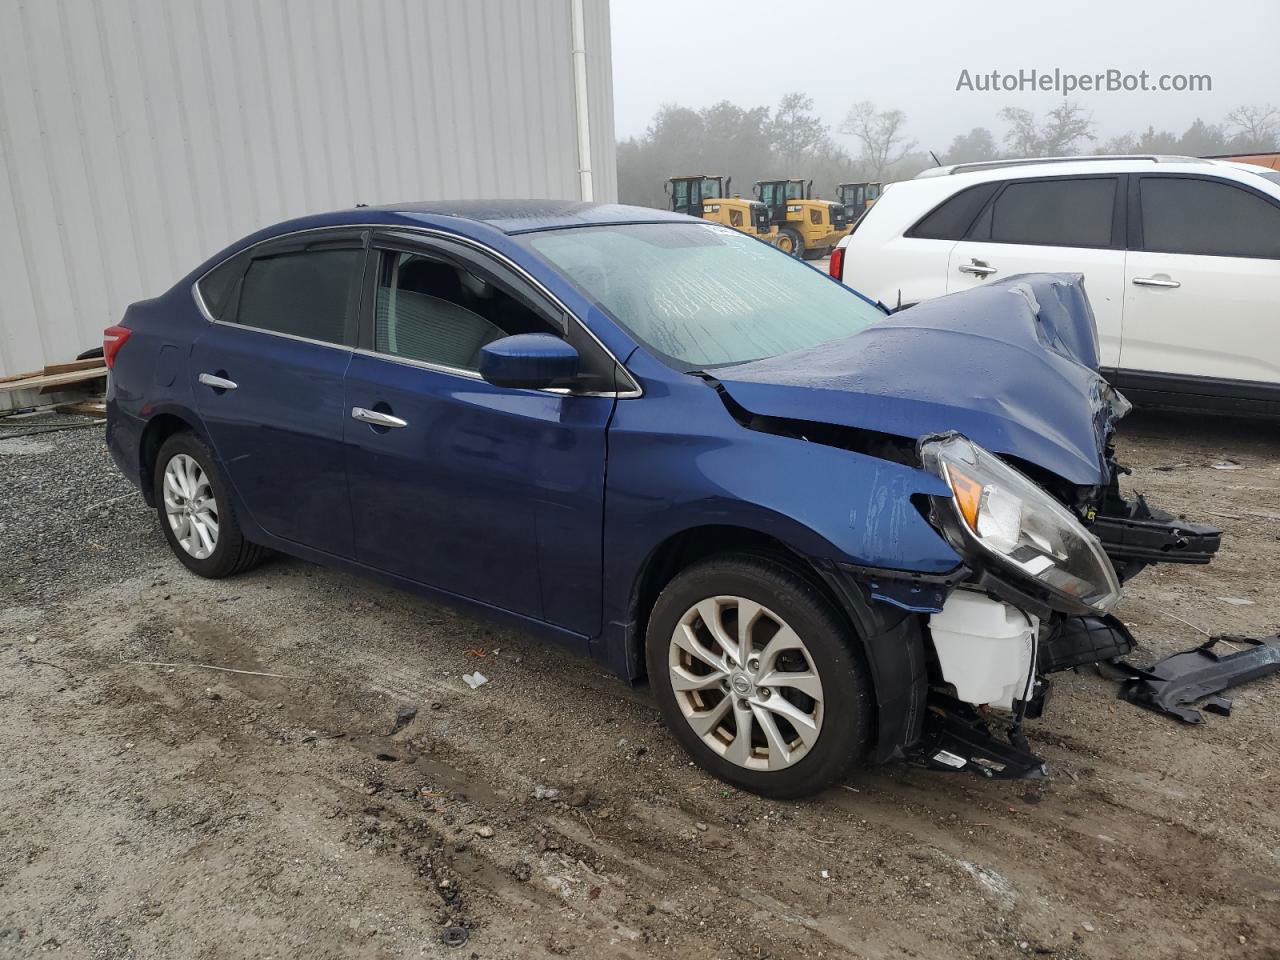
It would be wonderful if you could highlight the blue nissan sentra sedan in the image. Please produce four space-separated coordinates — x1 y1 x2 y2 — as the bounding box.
104 201 1220 798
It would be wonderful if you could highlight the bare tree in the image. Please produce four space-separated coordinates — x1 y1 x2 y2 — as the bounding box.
840 101 916 180
999 100 1095 157
1224 104 1280 150
768 93 834 170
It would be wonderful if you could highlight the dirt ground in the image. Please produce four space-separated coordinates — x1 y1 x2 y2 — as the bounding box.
1 409 1277 960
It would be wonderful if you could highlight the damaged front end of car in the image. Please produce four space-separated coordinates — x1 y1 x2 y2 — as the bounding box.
906 405 1225 781
713 272 1232 779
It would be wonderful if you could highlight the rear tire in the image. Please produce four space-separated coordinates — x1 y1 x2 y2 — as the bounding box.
153 432 266 579
645 554 873 799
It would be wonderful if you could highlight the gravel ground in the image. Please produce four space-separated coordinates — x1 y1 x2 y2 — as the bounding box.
1 410 1278 960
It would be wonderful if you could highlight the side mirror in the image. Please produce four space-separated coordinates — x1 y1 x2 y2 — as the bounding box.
479 334 579 390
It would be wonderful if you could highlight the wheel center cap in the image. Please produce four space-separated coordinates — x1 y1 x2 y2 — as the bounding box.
730 673 754 696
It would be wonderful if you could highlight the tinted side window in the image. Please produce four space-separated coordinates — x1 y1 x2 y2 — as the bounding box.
989 178 1116 247
1140 177 1280 259
373 248 618 391
196 255 246 321
908 183 999 240
236 248 362 344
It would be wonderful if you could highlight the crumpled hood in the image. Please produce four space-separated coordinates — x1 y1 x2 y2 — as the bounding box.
715 273 1125 487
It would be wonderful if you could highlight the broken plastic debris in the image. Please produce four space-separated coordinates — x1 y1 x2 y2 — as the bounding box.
462 671 488 690
1209 462 1244 471
1215 596 1255 606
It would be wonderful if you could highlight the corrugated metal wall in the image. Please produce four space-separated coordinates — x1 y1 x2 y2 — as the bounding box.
0 0 616 380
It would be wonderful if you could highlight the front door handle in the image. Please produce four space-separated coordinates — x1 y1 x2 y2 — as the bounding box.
351 406 408 429
198 373 238 391
958 259 997 277
1132 276 1180 288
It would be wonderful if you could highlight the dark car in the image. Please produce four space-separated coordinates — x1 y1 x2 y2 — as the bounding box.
104 201 1219 798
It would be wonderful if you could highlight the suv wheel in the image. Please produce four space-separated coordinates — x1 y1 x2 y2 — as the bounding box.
646 554 872 799
153 432 265 578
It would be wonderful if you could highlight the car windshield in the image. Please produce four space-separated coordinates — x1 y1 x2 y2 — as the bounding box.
521 222 885 370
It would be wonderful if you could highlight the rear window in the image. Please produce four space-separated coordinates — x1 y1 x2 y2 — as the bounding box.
1139 176 1280 259
235 248 362 345
987 178 1116 248
907 183 999 240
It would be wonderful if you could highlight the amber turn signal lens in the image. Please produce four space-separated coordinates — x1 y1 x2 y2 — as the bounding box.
945 464 984 533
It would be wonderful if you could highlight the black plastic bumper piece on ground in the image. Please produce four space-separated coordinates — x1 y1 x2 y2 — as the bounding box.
1117 635 1280 724
907 695 1048 781
1039 615 1137 674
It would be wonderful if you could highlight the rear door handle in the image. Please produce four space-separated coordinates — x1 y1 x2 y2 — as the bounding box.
198 373 238 391
958 260 997 277
1132 276 1180 288
351 406 408 429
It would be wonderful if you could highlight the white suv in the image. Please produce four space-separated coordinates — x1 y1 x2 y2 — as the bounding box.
832 156 1280 414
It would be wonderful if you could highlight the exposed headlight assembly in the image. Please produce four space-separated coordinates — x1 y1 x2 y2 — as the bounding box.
921 434 1121 614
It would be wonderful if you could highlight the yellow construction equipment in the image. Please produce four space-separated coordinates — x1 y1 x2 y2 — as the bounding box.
754 178 850 258
837 181 883 223
666 175 777 241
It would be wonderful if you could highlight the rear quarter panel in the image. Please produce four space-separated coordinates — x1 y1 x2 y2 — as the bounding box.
841 180 961 308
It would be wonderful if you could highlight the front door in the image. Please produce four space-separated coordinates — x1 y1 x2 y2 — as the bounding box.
190 229 365 557
342 234 618 638
1121 174 1280 384
947 175 1126 367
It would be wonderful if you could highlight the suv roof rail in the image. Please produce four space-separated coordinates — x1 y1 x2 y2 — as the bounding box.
915 155 1210 178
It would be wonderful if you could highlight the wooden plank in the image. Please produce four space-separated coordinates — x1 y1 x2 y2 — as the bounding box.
55 400 107 418
0 365 106 394
43 357 104 376
0 368 43 385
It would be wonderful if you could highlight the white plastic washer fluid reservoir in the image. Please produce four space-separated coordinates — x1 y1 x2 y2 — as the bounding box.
928 591 1038 711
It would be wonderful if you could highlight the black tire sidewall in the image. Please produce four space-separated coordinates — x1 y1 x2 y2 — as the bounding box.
152 432 246 578
645 555 873 799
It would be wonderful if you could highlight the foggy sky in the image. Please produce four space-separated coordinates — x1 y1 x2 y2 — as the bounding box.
611 0 1280 153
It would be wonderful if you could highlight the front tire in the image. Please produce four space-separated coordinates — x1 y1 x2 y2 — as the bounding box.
153 432 265 578
645 554 872 799
776 227 804 258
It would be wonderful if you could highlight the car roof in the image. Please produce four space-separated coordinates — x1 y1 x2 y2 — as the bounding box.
364 199 692 234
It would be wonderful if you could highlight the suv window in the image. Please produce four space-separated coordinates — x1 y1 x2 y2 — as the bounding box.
1139 176 1280 259
236 245 363 344
987 178 1116 247
908 183 999 240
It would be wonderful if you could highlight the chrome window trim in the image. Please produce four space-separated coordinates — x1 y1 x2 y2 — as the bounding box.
190 223 643 399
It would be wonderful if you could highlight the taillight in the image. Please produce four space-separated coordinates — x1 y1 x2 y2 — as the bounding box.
829 245 846 281
103 325 132 369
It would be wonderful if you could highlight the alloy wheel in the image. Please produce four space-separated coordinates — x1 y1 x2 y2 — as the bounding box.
163 453 219 560
668 596 825 771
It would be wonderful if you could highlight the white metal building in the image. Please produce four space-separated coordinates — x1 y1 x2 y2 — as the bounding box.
0 0 616 385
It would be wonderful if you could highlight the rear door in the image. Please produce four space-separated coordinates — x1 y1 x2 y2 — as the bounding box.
1121 174 1280 385
342 231 621 638
947 175 1126 367
190 229 365 557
